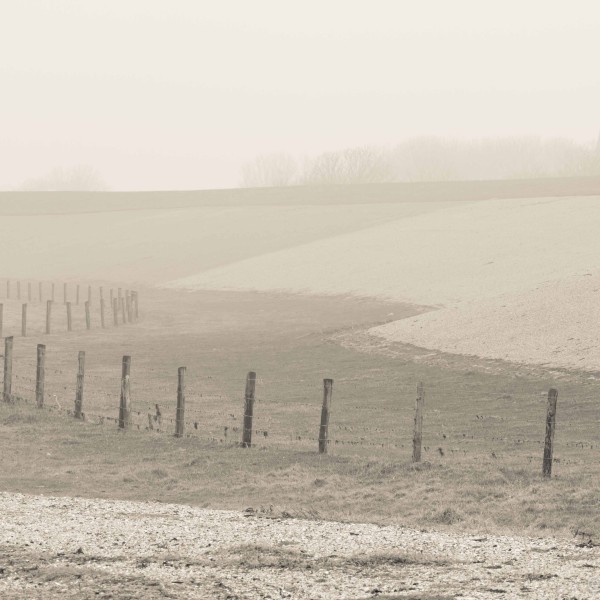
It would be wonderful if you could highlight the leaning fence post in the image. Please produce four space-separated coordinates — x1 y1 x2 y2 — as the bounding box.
118 355 131 429
241 371 257 447
74 351 85 419
45 300 52 334
318 378 334 454
3 336 13 403
21 303 27 337
175 366 186 437
36 344 46 408
543 388 558 478
85 300 91 330
413 382 425 462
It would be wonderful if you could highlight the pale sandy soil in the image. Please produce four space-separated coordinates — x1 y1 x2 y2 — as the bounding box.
1 492 598 599
167 196 600 370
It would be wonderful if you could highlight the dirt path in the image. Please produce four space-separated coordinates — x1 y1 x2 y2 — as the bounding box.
0 492 598 599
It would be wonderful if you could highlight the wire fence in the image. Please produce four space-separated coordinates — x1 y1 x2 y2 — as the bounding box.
3 336 600 474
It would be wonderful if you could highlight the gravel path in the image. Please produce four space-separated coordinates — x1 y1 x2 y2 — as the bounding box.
0 493 598 599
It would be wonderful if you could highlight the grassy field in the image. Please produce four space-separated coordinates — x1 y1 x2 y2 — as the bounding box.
1 285 599 542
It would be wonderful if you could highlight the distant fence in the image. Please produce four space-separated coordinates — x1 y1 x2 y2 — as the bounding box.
0 279 140 337
0 336 580 480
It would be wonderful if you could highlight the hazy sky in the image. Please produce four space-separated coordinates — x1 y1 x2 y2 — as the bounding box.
1 1 599 190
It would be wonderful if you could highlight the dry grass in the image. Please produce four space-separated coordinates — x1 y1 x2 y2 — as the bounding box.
1 286 599 541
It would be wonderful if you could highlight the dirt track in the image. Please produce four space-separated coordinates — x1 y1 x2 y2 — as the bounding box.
0 492 598 599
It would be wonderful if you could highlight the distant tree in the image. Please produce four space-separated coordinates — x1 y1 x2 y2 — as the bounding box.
19 165 109 191
240 153 298 187
301 146 394 185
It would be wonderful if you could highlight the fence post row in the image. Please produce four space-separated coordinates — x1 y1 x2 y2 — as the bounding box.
413 382 425 463
3 336 13 403
543 388 558 478
74 351 85 419
175 366 186 437
36 344 46 408
241 371 257 448
118 355 131 429
319 378 334 454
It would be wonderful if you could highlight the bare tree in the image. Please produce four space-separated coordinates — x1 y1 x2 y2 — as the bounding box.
240 153 298 187
19 165 109 191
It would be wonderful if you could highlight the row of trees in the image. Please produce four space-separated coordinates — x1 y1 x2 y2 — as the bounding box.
240 136 600 187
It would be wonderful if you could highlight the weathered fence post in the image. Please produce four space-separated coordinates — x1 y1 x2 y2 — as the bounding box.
76 284 80 305
3 336 13 403
45 300 52 334
21 303 27 337
63 282 67 304
175 366 186 437
113 298 119 326
36 344 46 408
100 297 105 328
85 300 91 330
413 382 425 463
318 378 334 454
120 296 126 324
28 282 32 303
74 351 85 419
66 302 72 332
118 355 131 429
241 371 257 447
543 388 558 478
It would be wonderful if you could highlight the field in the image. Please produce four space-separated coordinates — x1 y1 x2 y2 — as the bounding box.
1 180 600 597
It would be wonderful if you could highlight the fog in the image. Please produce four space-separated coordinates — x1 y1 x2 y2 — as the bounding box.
1 1 599 190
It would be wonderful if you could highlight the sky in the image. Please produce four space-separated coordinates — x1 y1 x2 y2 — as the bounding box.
1 0 599 190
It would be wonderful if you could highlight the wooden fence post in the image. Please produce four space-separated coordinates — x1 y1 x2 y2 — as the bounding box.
66 302 72 332
241 371 257 447
28 282 32 303
85 301 91 330
319 378 334 454
36 344 46 408
21 303 27 337
175 366 186 437
45 300 52 334
63 282 67 304
118 355 131 429
74 351 85 419
100 297 105 328
113 298 119 326
76 284 80 305
3 336 13 403
543 388 558 478
120 296 126 324
413 382 425 463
